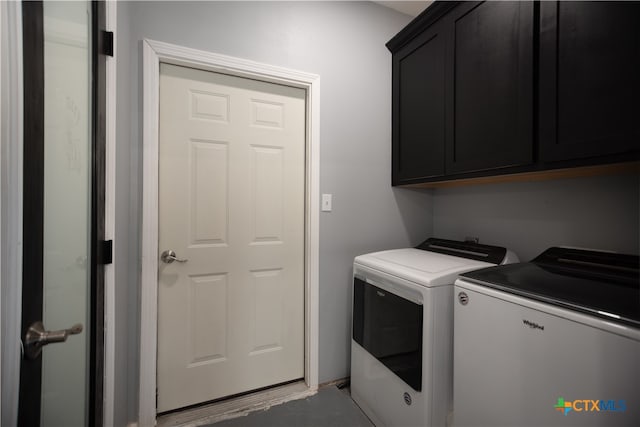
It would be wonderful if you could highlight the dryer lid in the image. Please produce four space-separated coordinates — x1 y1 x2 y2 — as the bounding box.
355 247 496 288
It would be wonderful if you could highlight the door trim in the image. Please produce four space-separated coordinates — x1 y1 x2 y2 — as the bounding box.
103 2 117 426
139 39 320 426
0 1 24 425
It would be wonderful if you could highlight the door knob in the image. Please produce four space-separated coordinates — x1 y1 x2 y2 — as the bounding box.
160 249 188 264
24 321 83 360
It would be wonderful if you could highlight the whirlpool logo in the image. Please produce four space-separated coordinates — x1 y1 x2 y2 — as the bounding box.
554 397 627 416
522 319 544 331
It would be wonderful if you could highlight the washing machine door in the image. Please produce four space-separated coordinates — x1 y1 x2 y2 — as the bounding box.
353 276 423 391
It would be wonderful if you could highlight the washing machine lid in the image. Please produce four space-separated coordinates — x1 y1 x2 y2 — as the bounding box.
354 239 505 288
460 247 640 328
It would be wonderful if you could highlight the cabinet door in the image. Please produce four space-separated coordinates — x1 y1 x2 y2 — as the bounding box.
392 22 447 184
539 1 640 162
446 1 534 174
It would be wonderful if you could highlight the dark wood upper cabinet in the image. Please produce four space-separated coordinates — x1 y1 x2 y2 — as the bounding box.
388 1 639 186
539 1 640 162
393 21 447 184
446 1 534 174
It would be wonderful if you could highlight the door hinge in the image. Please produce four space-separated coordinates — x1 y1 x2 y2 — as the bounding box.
99 240 113 265
102 31 114 57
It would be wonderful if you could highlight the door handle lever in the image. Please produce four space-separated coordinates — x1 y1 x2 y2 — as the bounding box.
160 250 188 264
24 321 83 360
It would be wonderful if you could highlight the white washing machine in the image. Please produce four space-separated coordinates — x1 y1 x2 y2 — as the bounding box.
453 247 640 426
351 238 518 427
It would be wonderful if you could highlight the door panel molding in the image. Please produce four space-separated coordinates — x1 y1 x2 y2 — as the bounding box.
139 39 320 426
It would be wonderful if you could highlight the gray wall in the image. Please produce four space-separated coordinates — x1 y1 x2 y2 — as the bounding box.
433 174 639 261
114 2 431 423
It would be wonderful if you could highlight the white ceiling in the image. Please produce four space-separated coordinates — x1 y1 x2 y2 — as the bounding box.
374 1 433 17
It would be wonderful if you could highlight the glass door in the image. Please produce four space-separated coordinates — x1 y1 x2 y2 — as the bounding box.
19 1 106 425
41 1 91 424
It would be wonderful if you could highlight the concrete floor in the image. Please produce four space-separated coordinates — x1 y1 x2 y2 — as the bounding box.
206 386 373 427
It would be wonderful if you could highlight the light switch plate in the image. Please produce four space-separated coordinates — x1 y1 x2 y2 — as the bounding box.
321 194 332 212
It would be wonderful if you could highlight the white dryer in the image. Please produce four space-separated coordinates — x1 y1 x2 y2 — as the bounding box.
351 238 518 427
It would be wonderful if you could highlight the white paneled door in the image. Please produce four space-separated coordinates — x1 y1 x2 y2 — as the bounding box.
157 64 306 412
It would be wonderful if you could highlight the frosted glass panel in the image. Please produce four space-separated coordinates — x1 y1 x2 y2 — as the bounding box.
41 1 91 426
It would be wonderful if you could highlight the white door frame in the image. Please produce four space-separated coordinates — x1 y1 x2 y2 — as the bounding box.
139 39 320 426
103 2 117 426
